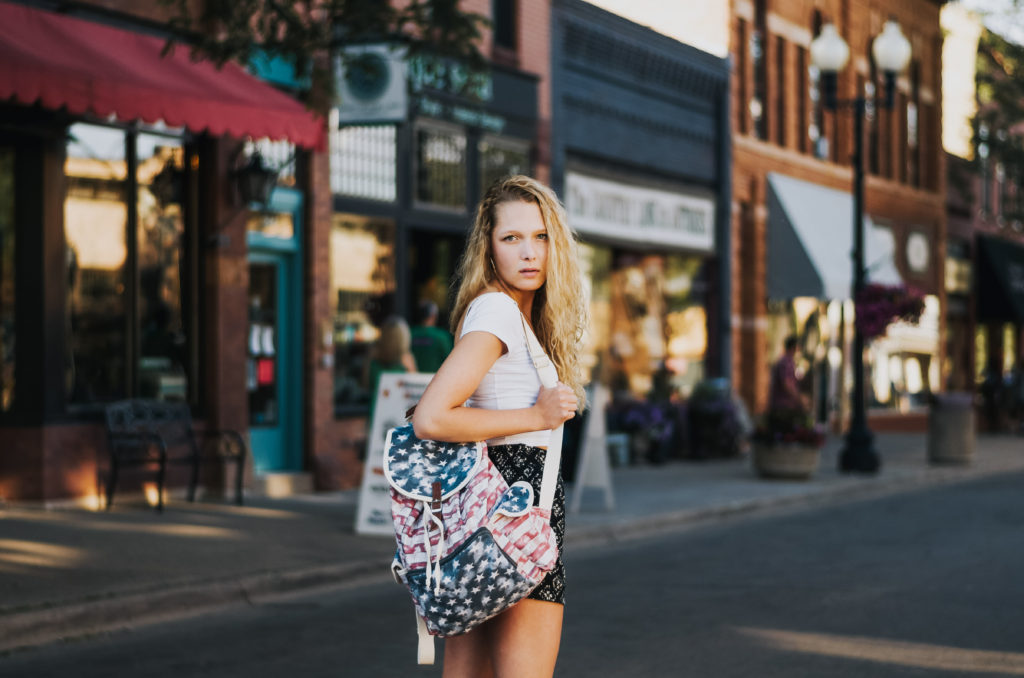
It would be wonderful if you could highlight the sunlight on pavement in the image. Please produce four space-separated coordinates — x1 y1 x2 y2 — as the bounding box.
736 627 1024 674
1 511 244 538
0 539 84 569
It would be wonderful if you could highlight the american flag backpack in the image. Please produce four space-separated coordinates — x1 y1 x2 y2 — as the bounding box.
386 315 563 665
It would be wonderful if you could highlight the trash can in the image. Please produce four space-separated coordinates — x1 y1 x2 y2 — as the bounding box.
928 392 975 464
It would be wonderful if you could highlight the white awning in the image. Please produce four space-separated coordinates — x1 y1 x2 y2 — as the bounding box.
766 172 902 301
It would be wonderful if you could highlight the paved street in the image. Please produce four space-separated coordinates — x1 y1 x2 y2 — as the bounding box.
4 470 1024 677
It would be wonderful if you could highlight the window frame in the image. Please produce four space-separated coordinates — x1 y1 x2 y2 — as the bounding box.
477 134 532 196
62 119 202 414
412 119 470 214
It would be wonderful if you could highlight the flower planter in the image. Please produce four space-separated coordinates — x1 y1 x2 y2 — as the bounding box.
752 442 820 480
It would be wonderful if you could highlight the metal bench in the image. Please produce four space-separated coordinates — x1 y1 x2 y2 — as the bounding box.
104 399 246 511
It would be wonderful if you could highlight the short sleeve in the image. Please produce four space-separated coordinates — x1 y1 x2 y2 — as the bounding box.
460 293 522 351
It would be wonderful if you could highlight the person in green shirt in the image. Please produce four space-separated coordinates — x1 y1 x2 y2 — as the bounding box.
409 300 453 374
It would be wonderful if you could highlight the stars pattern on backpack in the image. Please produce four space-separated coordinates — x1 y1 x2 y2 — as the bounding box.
385 423 480 499
405 529 536 636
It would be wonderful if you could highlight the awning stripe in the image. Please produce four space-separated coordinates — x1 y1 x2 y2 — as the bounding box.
0 3 324 149
767 172 902 301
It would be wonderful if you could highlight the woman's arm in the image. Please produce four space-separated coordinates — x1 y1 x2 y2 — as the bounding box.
411 331 576 443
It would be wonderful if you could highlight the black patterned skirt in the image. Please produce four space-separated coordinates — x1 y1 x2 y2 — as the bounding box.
487 443 566 605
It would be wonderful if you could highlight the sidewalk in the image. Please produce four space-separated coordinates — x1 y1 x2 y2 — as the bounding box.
1 432 1022 653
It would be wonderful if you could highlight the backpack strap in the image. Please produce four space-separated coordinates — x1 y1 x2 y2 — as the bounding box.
416 612 435 664
518 314 563 512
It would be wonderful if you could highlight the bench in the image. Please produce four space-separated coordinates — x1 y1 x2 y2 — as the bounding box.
104 399 247 511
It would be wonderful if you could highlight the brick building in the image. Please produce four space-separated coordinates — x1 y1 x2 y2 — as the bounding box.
0 0 549 504
729 0 947 430
943 11 1024 431
547 0 732 422
0 0 329 504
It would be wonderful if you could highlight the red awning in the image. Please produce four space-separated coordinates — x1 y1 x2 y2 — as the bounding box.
0 3 324 149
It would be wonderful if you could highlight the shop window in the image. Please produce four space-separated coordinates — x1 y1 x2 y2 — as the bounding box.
65 123 196 406
579 243 613 385
0 148 13 412
415 124 467 210
907 61 920 188
867 295 940 411
330 124 397 202
493 0 517 52
478 137 530 196
796 47 808 154
775 35 786 147
330 213 397 414
975 325 988 385
248 262 279 426
750 0 768 140
808 11 828 160
1003 323 1017 374
737 20 749 136
409 229 463 337
996 162 1007 222
978 124 991 215
137 133 189 402
603 251 708 401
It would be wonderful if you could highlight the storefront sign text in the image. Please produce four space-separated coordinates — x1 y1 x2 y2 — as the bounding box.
408 55 493 102
566 173 715 253
418 96 506 133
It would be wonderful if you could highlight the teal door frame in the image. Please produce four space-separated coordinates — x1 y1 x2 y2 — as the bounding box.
247 187 303 473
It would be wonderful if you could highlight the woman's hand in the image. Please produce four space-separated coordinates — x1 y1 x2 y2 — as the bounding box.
534 383 578 429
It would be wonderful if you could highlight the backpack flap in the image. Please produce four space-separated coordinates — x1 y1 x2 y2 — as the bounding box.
383 423 484 501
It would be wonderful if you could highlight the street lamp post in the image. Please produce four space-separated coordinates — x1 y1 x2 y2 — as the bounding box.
810 19 911 473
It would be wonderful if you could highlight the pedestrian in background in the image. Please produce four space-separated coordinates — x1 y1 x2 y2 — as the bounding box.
368 315 417 422
410 299 453 373
413 175 586 678
769 335 807 416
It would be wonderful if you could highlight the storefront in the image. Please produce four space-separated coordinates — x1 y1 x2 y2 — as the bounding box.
0 3 322 503
763 171 943 429
973 234 1024 430
319 52 540 488
550 0 731 455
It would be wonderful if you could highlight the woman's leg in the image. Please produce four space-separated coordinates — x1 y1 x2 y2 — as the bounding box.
489 599 564 678
443 624 494 678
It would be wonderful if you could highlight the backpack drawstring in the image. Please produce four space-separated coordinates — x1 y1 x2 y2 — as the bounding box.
420 500 445 595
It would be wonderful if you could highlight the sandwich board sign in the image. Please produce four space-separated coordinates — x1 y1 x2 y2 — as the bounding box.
355 372 433 535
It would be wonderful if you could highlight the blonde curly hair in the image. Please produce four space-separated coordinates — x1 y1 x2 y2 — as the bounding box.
450 175 588 409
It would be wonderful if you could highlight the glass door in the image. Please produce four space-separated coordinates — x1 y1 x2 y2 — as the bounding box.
247 188 303 473
248 261 280 429
247 257 289 471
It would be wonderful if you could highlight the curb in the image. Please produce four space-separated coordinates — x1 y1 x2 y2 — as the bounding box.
2 458 1020 655
565 460 1024 545
0 560 385 655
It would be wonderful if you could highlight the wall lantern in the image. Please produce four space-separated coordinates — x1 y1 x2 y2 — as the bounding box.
234 150 279 208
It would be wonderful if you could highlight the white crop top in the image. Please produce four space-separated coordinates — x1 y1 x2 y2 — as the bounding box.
460 292 551 448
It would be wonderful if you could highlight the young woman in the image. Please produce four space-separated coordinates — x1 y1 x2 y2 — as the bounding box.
412 175 587 678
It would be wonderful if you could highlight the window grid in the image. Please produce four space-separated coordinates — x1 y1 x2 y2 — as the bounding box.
415 125 467 210
479 137 530 196
330 125 398 202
